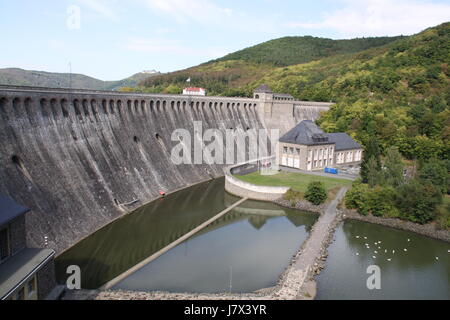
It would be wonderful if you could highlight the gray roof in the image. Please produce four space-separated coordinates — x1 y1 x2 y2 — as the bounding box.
254 84 273 93
279 120 331 145
326 133 362 151
0 194 29 227
280 120 362 150
0 248 55 299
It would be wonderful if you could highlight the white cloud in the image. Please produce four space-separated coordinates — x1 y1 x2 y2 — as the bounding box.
286 0 450 37
125 37 229 58
76 0 120 21
138 0 233 24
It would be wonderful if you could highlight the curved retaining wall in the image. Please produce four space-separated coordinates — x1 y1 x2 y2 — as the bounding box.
0 85 325 254
224 160 289 201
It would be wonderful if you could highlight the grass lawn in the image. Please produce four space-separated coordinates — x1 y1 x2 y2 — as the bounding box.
234 171 353 193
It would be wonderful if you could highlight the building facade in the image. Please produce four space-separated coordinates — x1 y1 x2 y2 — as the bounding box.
0 194 57 300
278 120 363 171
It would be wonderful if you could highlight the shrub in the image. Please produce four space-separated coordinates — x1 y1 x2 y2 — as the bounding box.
284 189 303 202
366 186 398 217
436 203 450 230
345 182 370 214
305 181 327 205
396 180 443 224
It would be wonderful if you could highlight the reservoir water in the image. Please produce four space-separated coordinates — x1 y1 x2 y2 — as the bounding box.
316 220 450 300
55 178 317 292
56 178 449 298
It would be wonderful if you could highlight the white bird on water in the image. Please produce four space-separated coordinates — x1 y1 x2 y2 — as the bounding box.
374 251 378 254
356 236 360 239
404 248 408 252
407 239 410 242
385 249 387 253
393 250 396 254
387 259 392 262
373 256 377 259
364 237 367 239
436 257 439 260
356 253 359 256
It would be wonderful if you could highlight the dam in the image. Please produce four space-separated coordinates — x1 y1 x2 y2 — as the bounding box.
0 84 331 255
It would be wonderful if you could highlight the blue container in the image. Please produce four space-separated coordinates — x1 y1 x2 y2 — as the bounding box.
325 167 338 174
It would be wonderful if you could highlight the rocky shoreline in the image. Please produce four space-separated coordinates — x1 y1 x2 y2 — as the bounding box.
342 208 450 243
273 198 325 214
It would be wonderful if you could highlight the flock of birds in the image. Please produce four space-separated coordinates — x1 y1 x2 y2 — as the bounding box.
353 235 449 262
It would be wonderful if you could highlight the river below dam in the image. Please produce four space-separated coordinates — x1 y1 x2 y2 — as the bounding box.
55 178 450 298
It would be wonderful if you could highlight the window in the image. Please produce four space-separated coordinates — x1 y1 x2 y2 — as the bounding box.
296 148 300 156
283 147 288 154
0 227 10 262
289 147 294 155
27 278 36 297
16 288 25 300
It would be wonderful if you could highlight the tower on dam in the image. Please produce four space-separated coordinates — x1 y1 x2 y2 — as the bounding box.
0 85 333 256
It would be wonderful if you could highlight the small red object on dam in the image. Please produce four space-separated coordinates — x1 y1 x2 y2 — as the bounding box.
159 190 166 197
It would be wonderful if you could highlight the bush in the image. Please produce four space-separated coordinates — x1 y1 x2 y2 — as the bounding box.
435 203 450 230
284 189 303 202
345 182 370 214
305 182 327 205
366 186 398 217
396 180 443 224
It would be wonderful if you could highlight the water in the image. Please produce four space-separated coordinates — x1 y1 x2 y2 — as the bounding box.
56 178 450 297
113 201 316 293
55 178 317 292
316 220 450 300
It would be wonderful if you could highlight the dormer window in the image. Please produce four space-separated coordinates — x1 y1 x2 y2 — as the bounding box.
0 226 10 262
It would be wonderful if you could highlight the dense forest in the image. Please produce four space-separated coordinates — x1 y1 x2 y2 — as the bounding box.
212 35 404 66
136 34 402 96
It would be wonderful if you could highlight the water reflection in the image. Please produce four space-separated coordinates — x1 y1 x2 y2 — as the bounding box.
114 200 317 293
56 178 240 289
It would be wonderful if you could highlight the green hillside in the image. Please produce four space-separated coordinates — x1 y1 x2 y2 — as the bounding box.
138 34 403 96
0 68 160 91
252 22 449 161
213 36 404 66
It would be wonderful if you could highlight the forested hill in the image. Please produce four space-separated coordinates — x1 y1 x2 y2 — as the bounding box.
138 34 404 96
212 36 404 66
139 22 449 162
0 68 160 91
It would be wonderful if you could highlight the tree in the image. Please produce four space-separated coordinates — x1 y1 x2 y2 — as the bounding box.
383 147 405 187
367 156 382 187
305 181 327 205
396 180 443 224
361 137 382 183
418 159 449 194
345 182 370 215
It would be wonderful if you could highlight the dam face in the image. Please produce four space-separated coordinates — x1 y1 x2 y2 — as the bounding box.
0 85 330 254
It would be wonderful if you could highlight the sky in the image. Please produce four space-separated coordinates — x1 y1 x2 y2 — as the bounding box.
1 0 449 80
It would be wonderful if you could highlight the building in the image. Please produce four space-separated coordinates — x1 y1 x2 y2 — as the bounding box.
278 120 363 171
253 84 333 136
0 194 57 300
183 87 207 96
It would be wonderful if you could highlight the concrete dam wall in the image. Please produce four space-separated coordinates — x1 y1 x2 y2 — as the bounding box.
0 85 330 254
